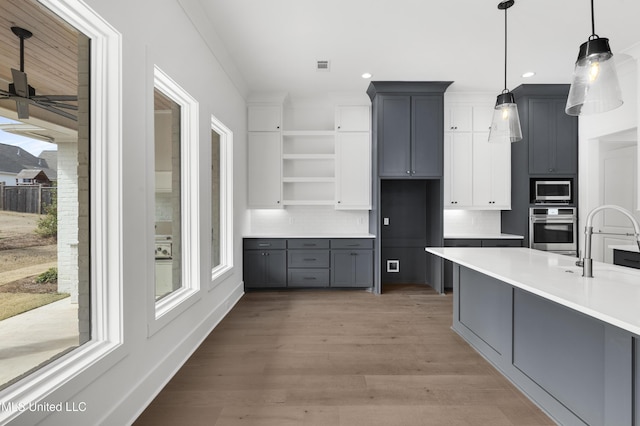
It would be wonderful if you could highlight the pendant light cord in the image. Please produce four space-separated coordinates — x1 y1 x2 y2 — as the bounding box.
503 5 508 92
589 0 598 38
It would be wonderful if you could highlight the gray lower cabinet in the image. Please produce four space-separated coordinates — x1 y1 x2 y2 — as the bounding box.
243 239 287 288
331 239 374 288
452 263 636 426
613 249 640 270
243 238 374 289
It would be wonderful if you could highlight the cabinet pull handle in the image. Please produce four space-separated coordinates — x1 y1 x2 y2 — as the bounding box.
623 258 640 263
351 252 358 256
303 244 316 247
258 243 271 247
347 244 360 247
303 277 317 280
303 258 317 261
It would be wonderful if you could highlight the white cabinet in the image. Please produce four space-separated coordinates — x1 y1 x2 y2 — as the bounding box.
444 132 473 207
335 106 370 132
473 132 511 209
247 101 371 209
336 132 371 209
444 105 473 132
248 104 282 131
444 102 510 210
248 132 282 208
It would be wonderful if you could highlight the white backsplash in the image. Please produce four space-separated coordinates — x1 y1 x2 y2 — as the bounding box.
249 206 369 235
444 210 502 235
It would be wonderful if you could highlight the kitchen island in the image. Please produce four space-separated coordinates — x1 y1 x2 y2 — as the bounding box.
426 247 640 426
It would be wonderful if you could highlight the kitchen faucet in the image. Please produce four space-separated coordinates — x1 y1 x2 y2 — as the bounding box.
578 204 640 277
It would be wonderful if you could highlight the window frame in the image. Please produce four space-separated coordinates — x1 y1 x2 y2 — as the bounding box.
209 115 234 289
148 65 201 335
0 0 124 423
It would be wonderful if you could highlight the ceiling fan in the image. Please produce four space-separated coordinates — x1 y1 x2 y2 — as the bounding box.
0 26 77 121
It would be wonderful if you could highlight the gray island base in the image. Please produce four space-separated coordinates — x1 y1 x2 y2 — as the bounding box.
427 247 640 426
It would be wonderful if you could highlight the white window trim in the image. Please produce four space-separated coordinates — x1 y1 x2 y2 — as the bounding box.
149 66 201 335
210 115 234 289
0 1 124 424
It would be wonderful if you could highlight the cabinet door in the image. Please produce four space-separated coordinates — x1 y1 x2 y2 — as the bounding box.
335 106 370 132
473 131 510 209
248 132 282 208
244 250 286 288
472 104 494 132
331 249 373 287
528 99 577 175
444 132 473 207
248 104 282 131
444 104 472 132
378 95 411 177
552 99 578 174
336 132 371 209
412 95 443 177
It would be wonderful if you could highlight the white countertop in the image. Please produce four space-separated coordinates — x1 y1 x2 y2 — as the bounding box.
610 244 640 253
244 234 376 239
444 233 524 240
426 247 640 336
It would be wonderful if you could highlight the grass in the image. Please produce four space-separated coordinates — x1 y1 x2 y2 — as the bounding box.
0 292 69 321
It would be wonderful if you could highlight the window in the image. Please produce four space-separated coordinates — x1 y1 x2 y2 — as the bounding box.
209 116 233 286
150 66 200 331
0 0 122 422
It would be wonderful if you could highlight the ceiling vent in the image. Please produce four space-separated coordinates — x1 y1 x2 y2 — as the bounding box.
316 60 330 71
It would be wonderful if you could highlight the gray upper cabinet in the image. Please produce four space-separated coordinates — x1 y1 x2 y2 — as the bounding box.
528 97 578 175
368 82 452 179
376 94 444 178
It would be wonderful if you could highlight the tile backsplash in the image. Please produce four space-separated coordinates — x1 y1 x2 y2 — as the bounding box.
249 206 369 235
444 210 501 235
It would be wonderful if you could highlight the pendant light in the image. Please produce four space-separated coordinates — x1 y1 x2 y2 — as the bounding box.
565 0 622 116
488 0 522 143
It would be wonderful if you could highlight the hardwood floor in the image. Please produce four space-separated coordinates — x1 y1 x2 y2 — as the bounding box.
134 284 555 425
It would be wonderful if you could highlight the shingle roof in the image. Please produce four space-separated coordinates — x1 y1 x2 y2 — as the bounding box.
0 143 57 180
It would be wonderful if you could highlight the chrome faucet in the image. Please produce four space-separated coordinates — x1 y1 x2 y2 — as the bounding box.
579 204 640 277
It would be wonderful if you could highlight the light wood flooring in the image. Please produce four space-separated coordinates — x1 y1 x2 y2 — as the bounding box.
134 284 555 426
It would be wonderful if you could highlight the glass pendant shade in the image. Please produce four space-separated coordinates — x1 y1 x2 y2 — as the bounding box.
489 92 522 143
566 38 623 115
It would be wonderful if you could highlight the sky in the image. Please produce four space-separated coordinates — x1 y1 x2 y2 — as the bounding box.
0 116 57 157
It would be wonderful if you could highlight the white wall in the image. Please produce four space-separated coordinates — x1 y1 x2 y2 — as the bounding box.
14 0 249 424
578 44 640 261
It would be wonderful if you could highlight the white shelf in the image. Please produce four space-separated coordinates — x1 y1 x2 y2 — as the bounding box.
282 177 335 183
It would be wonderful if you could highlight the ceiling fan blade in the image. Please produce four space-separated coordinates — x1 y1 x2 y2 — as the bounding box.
15 98 29 119
29 100 77 121
32 94 77 102
34 100 78 111
11 68 29 97
0 88 14 96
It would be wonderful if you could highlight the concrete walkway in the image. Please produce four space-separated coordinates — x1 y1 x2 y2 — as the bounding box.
0 298 78 387
0 261 58 286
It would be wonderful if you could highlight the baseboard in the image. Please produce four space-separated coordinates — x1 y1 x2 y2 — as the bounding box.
103 281 244 425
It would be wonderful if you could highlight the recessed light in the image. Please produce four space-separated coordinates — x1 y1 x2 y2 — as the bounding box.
522 71 536 78
361 72 372 79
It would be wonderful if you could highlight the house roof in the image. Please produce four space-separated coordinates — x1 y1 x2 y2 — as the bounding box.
16 169 49 181
0 143 57 180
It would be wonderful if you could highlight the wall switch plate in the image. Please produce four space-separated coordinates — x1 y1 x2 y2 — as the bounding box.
387 260 399 273
383 217 390 226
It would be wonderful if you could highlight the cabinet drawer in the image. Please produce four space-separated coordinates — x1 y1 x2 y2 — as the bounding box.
481 239 522 247
613 250 640 270
244 238 286 250
331 239 374 249
287 239 330 249
444 239 482 247
288 269 330 287
288 250 330 268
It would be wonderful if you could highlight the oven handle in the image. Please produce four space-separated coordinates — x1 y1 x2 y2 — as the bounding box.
530 217 576 223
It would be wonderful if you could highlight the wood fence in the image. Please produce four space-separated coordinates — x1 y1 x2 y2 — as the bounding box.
0 183 56 214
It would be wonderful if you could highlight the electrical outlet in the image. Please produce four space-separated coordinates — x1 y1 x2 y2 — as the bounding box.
383 217 390 226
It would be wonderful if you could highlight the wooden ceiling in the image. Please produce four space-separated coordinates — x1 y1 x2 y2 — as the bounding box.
0 0 79 129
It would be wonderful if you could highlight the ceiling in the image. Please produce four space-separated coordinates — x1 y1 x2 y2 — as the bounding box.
195 0 640 100
0 0 78 130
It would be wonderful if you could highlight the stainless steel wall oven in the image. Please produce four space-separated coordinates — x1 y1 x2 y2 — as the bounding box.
529 207 577 256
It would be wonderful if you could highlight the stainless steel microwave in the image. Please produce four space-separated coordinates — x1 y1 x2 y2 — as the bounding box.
534 180 571 203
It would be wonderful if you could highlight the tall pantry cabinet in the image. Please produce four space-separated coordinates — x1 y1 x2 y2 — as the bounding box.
367 81 453 294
